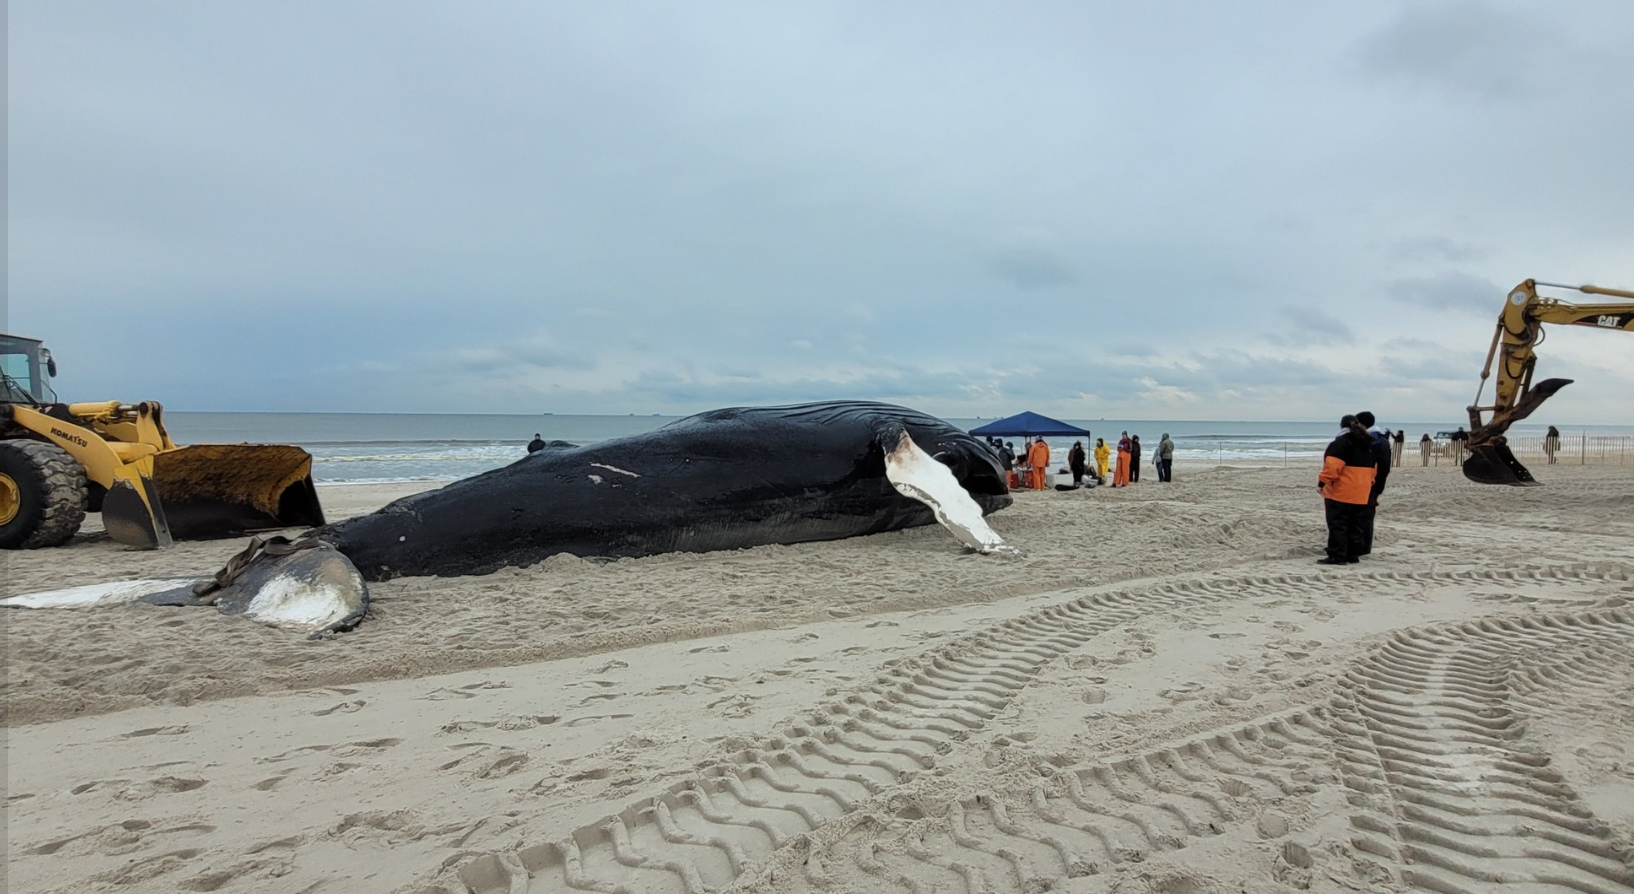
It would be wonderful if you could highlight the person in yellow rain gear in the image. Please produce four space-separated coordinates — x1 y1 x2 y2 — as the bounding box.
1093 438 1111 481
1027 436 1051 490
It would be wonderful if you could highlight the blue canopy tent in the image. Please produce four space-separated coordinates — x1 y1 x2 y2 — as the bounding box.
968 411 1092 438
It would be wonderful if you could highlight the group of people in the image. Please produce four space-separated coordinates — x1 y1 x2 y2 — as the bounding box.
1316 411 1391 565
986 432 1175 491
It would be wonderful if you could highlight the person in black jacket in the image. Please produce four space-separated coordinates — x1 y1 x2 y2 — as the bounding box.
1355 411 1391 556
1129 435 1142 483
1318 415 1378 564
1067 441 1088 487
526 433 546 454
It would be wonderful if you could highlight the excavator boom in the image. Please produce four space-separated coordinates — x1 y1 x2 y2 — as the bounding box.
1461 279 1633 485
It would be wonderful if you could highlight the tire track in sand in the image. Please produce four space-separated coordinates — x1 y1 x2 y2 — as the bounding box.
763 608 1634 894
451 566 1630 894
1335 610 1634 893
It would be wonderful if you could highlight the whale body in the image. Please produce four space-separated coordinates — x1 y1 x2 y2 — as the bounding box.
4 401 1016 632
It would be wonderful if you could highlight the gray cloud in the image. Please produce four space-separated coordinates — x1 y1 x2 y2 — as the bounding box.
984 229 1079 290
8 2 1632 423
1352 3 1555 100
1389 272 1502 313
1267 307 1355 346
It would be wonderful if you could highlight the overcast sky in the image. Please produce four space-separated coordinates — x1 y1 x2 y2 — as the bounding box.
8 1 1633 423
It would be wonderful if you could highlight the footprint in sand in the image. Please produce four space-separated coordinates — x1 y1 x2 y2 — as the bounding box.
332 738 401 758
593 660 629 673
496 714 559 731
707 693 757 718
312 700 366 716
1158 682 1204 702
688 644 730 654
472 749 530 780
92 848 204 885
564 766 613 783
252 770 293 791
563 714 634 728
865 620 900 628
420 681 511 700
114 776 208 801
579 693 621 705
71 779 129 795
119 725 191 739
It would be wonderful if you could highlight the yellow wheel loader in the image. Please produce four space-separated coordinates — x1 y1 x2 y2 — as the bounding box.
0 333 324 549
1463 279 1634 485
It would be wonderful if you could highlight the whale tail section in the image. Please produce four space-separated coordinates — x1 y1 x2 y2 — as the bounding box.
0 534 368 636
882 429 1022 556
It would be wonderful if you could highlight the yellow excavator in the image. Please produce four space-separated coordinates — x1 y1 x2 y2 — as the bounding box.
1464 279 1634 485
0 333 324 549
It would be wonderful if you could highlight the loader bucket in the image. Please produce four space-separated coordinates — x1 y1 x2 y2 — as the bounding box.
1462 439 1539 486
149 444 326 539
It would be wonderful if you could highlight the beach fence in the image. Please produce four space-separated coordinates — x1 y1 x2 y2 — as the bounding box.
1252 435 1633 467
1412 434 1632 467
1499 434 1632 466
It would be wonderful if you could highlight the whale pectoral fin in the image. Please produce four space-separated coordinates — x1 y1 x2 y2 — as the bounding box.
882 431 1023 556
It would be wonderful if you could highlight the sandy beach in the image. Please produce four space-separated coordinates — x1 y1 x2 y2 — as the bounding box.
5 460 1633 894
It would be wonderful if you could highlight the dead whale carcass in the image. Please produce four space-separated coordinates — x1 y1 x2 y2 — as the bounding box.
3 401 1017 632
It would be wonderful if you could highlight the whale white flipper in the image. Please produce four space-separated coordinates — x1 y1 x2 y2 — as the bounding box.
883 431 1022 556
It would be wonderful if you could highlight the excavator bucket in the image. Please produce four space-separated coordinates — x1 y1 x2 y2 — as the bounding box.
1462 439 1539 486
147 444 326 539
1461 377 1573 487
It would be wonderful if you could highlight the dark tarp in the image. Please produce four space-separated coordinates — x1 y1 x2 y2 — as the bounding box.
968 411 1093 438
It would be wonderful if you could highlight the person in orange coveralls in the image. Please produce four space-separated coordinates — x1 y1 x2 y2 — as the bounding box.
1317 415 1378 565
1027 436 1051 490
1112 432 1132 487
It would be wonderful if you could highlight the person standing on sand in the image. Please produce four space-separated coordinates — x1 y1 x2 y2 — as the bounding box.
1391 429 1405 466
1156 433 1174 482
1450 427 1469 464
1129 435 1143 483
1420 433 1432 466
1317 415 1377 565
526 433 546 453
1094 438 1111 481
1068 441 1088 488
1355 411 1391 557
1027 436 1051 491
1545 425 1561 464
1113 432 1132 487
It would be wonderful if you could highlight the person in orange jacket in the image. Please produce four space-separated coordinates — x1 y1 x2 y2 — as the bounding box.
1317 415 1378 565
1112 432 1132 487
1027 436 1051 490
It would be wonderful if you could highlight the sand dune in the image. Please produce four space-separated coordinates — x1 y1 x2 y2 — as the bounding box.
5 462 1633 894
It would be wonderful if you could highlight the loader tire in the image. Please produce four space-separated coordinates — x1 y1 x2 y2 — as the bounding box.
0 440 88 549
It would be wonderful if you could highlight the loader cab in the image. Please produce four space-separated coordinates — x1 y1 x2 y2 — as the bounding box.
0 334 59 405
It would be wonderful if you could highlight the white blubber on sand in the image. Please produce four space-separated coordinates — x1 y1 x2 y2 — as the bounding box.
0 579 193 608
883 430 1021 555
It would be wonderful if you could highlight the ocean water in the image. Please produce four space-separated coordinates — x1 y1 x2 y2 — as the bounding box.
161 412 1634 485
